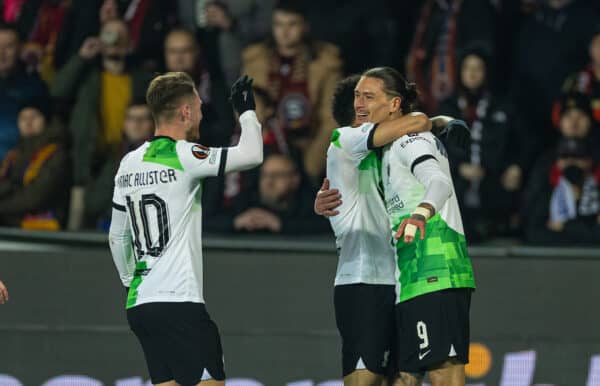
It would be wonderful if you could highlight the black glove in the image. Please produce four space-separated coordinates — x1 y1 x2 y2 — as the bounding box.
437 119 471 152
229 75 255 115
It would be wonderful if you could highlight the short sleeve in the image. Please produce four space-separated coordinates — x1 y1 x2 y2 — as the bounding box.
331 123 376 160
394 133 438 173
177 141 226 179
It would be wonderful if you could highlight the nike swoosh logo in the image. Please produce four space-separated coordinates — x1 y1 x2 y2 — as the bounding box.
418 350 431 360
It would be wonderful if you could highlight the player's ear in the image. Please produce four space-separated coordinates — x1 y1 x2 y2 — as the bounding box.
180 103 191 122
390 96 402 114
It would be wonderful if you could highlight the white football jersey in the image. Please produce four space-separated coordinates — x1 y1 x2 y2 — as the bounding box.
327 123 396 286
382 132 464 234
382 132 474 303
112 136 226 308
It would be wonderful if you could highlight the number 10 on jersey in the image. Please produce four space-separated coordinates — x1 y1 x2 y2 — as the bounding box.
126 194 170 260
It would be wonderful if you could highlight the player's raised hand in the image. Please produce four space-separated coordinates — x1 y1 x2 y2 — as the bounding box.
229 75 256 115
0 280 9 304
314 178 342 217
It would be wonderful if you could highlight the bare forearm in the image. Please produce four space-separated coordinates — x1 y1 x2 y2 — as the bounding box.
372 112 431 148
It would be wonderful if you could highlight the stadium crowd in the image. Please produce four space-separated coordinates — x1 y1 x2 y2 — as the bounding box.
0 0 599 245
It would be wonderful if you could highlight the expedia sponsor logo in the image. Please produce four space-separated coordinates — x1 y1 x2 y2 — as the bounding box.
400 135 430 148
192 144 210 160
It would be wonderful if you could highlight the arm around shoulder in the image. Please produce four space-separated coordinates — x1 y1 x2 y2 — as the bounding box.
370 112 431 149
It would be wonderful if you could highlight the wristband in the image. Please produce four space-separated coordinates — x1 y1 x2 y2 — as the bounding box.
412 206 432 219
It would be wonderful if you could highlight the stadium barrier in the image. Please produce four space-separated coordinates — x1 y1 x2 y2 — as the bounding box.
0 229 598 386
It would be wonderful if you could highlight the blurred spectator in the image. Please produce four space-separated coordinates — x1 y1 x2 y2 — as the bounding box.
52 0 176 72
526 137 600 245
253 86 292 155
296 0 398 75
554 93 595 145
118 0 177 71
15 0 71 82
200 1 242 87
164 27 234 147
560 27 600 128
525 93 596 243
204 153 329 234
0 97 67 229
176 0 271 87
0 22 48 160
84 101 154 229
439 45 526 240
407 0 495 113
50 19 151 230
177 0 274 46
511 0 598 154
52 0 104 70
242 0 342 183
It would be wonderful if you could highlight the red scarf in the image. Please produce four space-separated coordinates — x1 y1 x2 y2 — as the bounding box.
28 1 70 47
124 0 150 50
549 163 600 187
408 0 462 113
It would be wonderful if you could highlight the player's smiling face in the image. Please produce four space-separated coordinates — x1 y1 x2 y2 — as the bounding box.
354 76 401 124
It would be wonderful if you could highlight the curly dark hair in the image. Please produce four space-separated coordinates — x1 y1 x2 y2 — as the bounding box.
332 74 361 127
